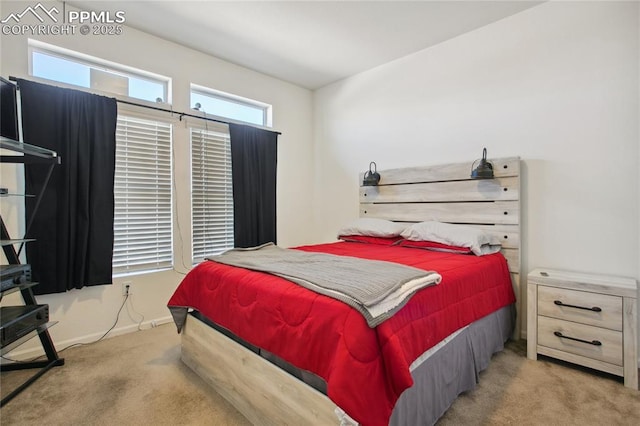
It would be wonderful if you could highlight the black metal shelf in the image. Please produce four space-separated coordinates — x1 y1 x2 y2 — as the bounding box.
0 136 59 163
0 320 64 406
0 321 59 356
1 238 35 246
0 281 38 296
1 136 64 407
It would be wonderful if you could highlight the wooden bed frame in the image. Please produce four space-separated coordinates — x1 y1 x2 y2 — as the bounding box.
181 156 521 425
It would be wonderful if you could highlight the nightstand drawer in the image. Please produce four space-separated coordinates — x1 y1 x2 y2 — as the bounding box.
537 285 622 331
537 316 623 366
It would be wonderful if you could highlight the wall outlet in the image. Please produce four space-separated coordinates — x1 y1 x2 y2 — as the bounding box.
122 281 133 296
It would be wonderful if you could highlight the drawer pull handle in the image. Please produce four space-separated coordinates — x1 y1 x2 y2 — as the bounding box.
553 331 602 346
553 300 602 312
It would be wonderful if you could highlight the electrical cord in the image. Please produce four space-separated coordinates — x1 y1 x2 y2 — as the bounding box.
168 102 190 276
58 291 129 353
171 123 192 275
126 292 145 331
170 104 212 275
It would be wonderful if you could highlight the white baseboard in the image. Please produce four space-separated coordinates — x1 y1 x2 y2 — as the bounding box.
1 315 174 362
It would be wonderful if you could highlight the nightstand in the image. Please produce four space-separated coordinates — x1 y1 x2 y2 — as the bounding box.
527 268 638 390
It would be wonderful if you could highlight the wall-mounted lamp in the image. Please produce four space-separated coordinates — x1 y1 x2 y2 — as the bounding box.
470 148 494 179
362 162 381 186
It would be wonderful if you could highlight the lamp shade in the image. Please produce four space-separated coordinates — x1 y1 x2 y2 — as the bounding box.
362 162 381 186
470 148 494 179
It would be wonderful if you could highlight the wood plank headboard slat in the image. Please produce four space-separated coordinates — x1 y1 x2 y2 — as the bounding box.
359 157 520 185
360 201 519 225
361 177 519 203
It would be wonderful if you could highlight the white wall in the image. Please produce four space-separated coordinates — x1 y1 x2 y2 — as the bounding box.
0 1 314 355
313 1 639 339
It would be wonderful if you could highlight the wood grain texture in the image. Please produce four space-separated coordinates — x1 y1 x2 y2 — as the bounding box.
528 269 637 299
527 269 638 390
360 177 519 203
527 282 538 360
182 315 339 426
537 316 623 366
502 249 519 274
359 201 519 225
475 224 520 249
359 157 520 185
536 346 624 377
537 286 622 331
622 297 639 389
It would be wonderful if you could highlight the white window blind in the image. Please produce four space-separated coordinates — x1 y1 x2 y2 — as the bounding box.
113 116 173 274
191 128 234 263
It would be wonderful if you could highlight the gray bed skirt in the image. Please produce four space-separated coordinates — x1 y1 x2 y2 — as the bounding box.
391 304 516 425
189 303 515 425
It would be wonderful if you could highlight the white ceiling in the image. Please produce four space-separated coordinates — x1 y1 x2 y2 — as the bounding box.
71 1 542 89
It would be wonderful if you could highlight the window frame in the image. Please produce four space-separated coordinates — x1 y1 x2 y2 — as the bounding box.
28 39 171 105
190 84 272 127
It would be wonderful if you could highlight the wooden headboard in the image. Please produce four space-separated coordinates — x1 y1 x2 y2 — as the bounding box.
359 157 522 338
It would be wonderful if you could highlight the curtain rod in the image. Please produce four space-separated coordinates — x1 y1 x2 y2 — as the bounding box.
9 76 281 135
116 98 283 135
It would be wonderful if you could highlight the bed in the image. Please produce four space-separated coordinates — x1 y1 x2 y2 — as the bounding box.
168 156 521 426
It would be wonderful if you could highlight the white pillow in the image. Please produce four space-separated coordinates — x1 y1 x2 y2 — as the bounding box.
400 221 501 256
338 218 406 238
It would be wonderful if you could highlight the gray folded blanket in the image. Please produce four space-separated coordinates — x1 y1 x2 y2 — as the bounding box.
207 243 441 327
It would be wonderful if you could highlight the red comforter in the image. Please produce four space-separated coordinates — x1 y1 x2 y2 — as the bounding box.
168 242 515 426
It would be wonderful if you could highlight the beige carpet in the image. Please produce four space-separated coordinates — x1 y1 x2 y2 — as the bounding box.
1 323 639 425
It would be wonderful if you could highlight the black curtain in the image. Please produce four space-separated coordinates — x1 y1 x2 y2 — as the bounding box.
19 79 117 294
228 123 278 248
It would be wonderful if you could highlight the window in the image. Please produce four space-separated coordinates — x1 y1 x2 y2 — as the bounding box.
191 127 234 263
191 85 270 127
29 41 169 103
113 116 173 274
